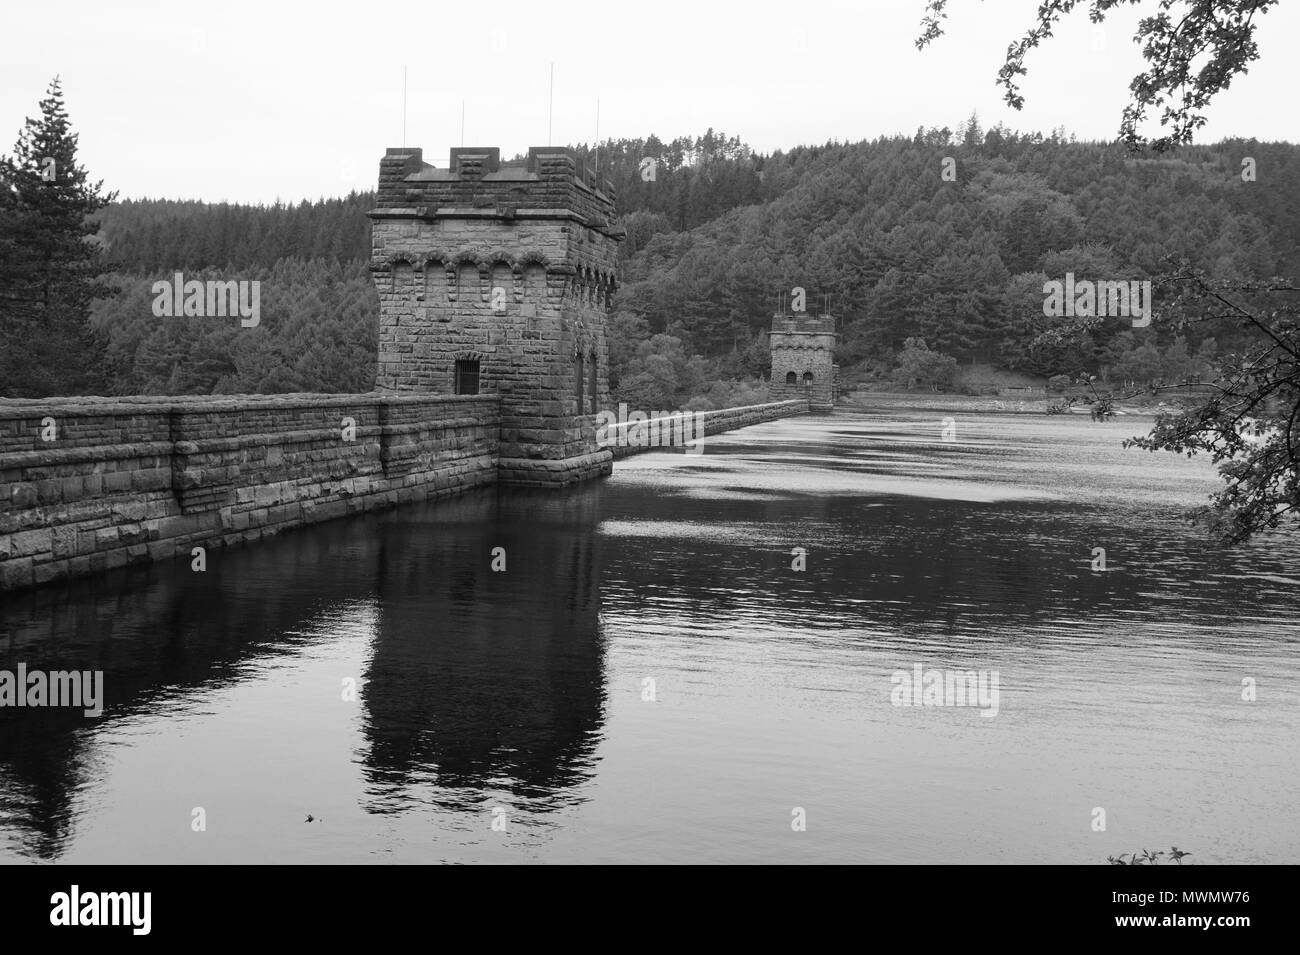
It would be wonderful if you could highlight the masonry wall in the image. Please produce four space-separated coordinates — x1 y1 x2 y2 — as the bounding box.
0 393 499 592
607 400 808 460
371 215 613 470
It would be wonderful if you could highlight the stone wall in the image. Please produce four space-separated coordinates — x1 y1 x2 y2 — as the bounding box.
0 393 499 592
0 393 813 593
371 215 613 467
606 400 808 459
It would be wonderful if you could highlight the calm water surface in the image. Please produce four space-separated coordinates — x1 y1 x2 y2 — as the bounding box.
2 409 1297 864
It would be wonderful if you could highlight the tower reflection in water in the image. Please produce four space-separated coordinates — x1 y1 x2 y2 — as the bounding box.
361 482 607 814
0 482 608 858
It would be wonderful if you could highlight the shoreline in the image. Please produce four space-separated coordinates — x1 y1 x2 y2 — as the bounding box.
838 391 1181 417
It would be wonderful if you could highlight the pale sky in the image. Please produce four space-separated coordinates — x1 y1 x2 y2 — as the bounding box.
2 0 1296 204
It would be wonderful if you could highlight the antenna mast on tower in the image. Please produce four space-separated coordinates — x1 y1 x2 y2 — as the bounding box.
547 63 554 146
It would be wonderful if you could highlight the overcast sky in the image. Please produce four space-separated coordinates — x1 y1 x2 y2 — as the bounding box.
3 0 1296 204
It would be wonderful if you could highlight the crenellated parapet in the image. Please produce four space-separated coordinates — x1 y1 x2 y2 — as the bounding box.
374 147 618 225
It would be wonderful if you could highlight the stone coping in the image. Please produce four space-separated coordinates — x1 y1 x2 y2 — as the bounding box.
0 392 500 418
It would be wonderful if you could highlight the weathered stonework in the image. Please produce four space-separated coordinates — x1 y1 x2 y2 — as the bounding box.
607 400 808 459
0 393 810 593
0 393 498 592
768 314 838 410
370 146 623 486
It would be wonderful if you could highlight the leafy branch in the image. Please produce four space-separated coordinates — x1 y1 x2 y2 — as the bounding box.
1108 846 1193 864
1036 264 1299 543
916 0 1281 151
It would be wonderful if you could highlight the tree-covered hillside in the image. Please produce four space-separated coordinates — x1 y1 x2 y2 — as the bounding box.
96 193 374 271
614 121 1300 393
70 122 1300 405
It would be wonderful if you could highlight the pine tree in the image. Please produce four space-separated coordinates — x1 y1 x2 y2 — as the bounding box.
0 76 117 396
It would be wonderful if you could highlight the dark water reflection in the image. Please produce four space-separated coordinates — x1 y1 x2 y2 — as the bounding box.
362 489 604 810
1 409 1297 863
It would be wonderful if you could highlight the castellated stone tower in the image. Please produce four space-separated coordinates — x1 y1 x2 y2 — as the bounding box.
768 314 838 410
369 146 623 486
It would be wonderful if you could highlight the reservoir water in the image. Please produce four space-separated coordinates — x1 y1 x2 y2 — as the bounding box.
2 408 1297 864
